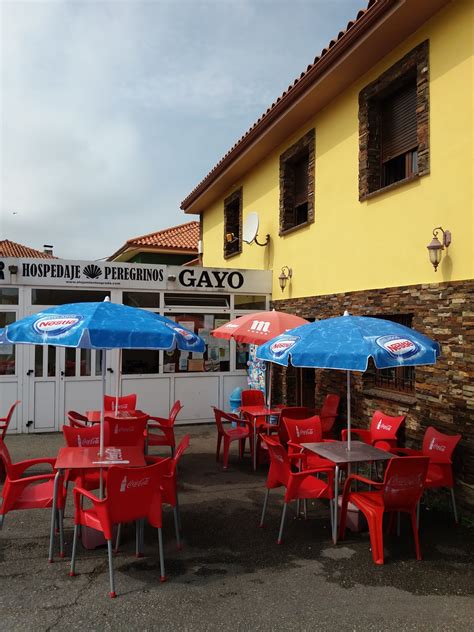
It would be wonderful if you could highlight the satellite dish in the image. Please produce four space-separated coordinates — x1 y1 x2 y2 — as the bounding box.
243 212 259 244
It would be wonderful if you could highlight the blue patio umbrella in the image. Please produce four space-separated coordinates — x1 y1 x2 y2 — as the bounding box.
0 300 205 455
257 312 440 448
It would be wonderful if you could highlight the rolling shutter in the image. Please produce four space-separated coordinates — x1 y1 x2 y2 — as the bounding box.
381 81 417 162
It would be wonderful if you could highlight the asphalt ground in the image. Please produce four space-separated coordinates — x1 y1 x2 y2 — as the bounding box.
0 425 473 631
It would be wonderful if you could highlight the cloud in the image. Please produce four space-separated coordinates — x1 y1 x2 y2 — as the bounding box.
1 0 363 260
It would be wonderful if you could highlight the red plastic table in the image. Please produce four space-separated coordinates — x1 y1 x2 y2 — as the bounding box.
49 446 146 562
300 441 392 544
239 405 280 470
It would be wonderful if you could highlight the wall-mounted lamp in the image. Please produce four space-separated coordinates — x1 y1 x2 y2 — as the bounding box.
8 265 18 274
278 266 292 292
427 227 452 272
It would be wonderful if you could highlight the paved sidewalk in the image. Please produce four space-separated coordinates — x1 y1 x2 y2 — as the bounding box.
1 426 473 631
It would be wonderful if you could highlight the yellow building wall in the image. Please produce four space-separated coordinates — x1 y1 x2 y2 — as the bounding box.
201 0 473 299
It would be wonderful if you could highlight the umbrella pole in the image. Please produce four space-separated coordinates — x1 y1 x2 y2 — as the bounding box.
347 370 351 451
100 349 106 458
267 362 272 408
115 349 121 414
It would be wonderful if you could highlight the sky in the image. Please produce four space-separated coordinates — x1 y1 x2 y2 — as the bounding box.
1 0 363 261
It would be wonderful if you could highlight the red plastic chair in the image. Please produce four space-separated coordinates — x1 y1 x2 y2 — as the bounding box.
395 426 462 523
147 434 191 549
259 435 333 544
0 439 66 555
67 410 89 428
0 400 20 440
241 389 270 429
105 415 148 450
339 456 429 565
104 393 137 413
212 407 249 469
146 400 183 456
284 415 335 481
317 394 340 439
341 410 406 448
70 460 168 598
277 407 309 447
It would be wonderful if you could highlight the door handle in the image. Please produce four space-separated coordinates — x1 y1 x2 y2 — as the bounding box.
107 368 114 374
26 369 34 376
60 370 65 377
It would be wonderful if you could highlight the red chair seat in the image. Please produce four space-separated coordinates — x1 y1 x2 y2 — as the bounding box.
425 464 449 487
15 480 56 509
292 475 331 500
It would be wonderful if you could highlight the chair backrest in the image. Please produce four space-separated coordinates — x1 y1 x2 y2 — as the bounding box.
105 415 147 448
212 407 240 434
319 394 340 430
67 410 89 428
421 427 462 463
284 415 322 446
262 435 291 488
104 393 137 413
369 410 406 443
169 400 183 424
0 400 20 439
169 433 190 477
277 407 309 445
383 456 429 511
63 424 103 448
0 439 13 477
106 460 168 527
241 389 265 407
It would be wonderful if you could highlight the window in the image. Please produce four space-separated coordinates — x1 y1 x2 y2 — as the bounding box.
364 314 415 393
380 77 418 187
280 129 315 234
163 314 230 373
123 292 160 308
0 312 15 375
359 41 429 199
32 288 110 305
224 188 242 258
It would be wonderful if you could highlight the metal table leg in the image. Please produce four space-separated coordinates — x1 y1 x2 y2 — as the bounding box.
48 469 62 562
253 421 257 471
332 464 339 544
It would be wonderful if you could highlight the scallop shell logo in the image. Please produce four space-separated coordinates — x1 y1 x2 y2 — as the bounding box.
83 264 102 279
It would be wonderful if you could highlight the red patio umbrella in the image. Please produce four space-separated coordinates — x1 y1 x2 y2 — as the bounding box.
211 310 308 404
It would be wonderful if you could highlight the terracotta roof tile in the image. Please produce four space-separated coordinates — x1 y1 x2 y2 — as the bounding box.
0 239 56 259
126 221 200 251
181 0 381 210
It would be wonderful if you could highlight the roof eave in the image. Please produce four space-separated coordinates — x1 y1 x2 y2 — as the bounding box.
181 0 450 215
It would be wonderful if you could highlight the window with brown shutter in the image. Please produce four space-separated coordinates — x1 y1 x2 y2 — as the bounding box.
223 188 242 258
381 77 418 187
358 41 429 199
279 129 315 234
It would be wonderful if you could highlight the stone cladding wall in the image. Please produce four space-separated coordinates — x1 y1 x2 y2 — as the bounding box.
272 279 474 509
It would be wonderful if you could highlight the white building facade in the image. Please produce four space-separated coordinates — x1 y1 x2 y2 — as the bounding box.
0 258 271 433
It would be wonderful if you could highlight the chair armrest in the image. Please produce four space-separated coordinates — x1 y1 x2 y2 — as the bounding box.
341 428 370 442
391 447 421 456
148 416 171 428
287 441 305 453
9 458 56 478
342 473 383 496
8 472 56 486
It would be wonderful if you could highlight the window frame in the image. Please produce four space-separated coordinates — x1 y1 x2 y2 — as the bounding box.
279 129 315 235
364 313 416 394
358 40 429 200
223 187 242 259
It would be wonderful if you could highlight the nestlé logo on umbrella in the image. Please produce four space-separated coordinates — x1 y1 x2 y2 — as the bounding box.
269 335 299 359
166 323 200 346
33 315 84 337
376 335 420 359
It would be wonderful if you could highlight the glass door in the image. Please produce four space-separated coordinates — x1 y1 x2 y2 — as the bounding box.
26 344 61 432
